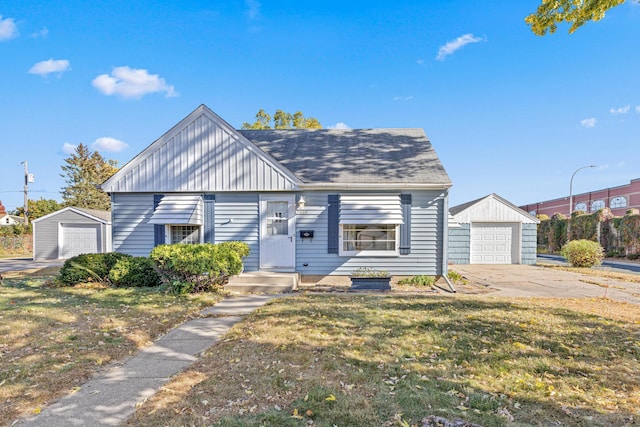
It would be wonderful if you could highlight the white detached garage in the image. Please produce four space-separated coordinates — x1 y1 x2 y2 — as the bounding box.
33 207 112 260
448 194 539 265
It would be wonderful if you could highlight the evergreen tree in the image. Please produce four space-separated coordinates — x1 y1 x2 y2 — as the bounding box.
60 144 118 210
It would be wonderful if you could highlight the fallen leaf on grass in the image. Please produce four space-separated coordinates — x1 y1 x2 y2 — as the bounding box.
325 394 336 401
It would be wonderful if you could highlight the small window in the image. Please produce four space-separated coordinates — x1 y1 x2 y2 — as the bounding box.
529 210 536 216
266 201 288 236
574 202 587 212
340 224 398 256
610 196 627 209
591 200 605 212
170 225 200 244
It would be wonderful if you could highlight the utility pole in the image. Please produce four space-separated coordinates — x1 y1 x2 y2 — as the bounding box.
20 161 34 226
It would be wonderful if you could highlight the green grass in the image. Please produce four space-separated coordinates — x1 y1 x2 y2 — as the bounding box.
0 270 223 424
126 294 640 427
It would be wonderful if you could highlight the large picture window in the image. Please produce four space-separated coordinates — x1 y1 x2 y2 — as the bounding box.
340 224 398 256
170 225 201 244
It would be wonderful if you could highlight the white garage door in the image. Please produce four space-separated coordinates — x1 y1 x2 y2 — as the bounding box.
60 224 101 259
470 223 518 264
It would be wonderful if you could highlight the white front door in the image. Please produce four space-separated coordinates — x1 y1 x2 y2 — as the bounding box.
260 194 296 270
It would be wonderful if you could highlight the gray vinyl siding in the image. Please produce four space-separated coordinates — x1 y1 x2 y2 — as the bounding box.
448 224 470 265
112 193 155 256
111 192 261 269
33 210 110 260
213 193 260 271
295 190 446 276
521 223 537 265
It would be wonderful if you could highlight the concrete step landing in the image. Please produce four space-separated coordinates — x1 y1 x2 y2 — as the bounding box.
225 272 299 293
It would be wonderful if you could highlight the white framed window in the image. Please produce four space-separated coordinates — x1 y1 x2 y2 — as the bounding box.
169 225 201 244
574 202 587 212
591 199 605 212
339 224 399 256
610 196 627 209
529 210 536 216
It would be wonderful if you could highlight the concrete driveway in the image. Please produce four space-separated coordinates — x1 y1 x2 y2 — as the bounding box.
0 258 64 274
452 264 640 305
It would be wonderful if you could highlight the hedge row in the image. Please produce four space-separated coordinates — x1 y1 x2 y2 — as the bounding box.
56 241 250 293
537 208 640 258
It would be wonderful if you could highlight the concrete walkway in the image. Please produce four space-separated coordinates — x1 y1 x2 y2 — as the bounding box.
18 294 282 427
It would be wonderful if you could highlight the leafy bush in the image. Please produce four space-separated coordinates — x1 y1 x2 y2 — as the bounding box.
561 239 604 267
149 242 250 294
108 256 161 287
398 275 435 287
58 252 132 285
627 253 640 261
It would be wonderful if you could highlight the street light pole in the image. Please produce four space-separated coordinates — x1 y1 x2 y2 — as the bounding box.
567 164 596 241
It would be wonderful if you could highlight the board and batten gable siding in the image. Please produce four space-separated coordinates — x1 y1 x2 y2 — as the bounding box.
448 224 470 265
103 110 299 194
295 190 446 276
521 223 537 265
452 196 538 225
33 210 110 260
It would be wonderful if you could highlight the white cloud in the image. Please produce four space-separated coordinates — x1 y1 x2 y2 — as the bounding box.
328 122 351 129
92 66 177 99
62 143 77 154
393 96 413 102
636 105 640 113
92 137 128 153
28 59 71 77
436 33 484 61
416 59 425 65
31 27 49 38
0 15 18 41
580 118 597 128
610 105 630 115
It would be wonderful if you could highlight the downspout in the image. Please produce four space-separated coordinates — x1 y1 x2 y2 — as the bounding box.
440 191 456 293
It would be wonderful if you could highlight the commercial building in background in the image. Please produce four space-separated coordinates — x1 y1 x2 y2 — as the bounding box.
520 178 640 217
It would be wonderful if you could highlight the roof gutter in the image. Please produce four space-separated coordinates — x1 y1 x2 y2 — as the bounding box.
300 182 452 190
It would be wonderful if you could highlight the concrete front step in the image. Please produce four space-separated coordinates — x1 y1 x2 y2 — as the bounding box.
225 272 299 293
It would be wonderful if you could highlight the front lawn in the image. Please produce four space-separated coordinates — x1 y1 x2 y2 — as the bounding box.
0 269 223 424
126 294 640 427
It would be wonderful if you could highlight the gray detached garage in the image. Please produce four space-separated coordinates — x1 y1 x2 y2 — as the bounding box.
32 207 112 260
448 194 539 265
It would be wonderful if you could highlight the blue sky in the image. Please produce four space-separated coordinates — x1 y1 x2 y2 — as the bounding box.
1 1 639 212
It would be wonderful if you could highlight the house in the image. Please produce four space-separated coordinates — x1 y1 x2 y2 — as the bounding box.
101 105 452 280
32 207 112 260
0 200 24 226
449 193 539 265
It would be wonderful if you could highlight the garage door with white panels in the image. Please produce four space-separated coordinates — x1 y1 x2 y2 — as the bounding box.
470 222 519 264
60 223 101 259
448 194 539 266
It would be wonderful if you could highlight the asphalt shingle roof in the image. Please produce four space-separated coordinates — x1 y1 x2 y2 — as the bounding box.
240 128 451 185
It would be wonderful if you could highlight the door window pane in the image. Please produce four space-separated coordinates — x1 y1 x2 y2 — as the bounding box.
267 201 288 235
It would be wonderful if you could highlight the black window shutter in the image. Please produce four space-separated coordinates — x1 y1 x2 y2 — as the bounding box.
203 194 215 243
153 195 165 246
399 194 412 255
327 194 339 254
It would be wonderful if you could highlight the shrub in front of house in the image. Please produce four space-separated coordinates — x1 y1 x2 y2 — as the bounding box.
108 256 161 288
398 275 435 287
149 242 250 294
561 239 604 268
58 252 132 285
